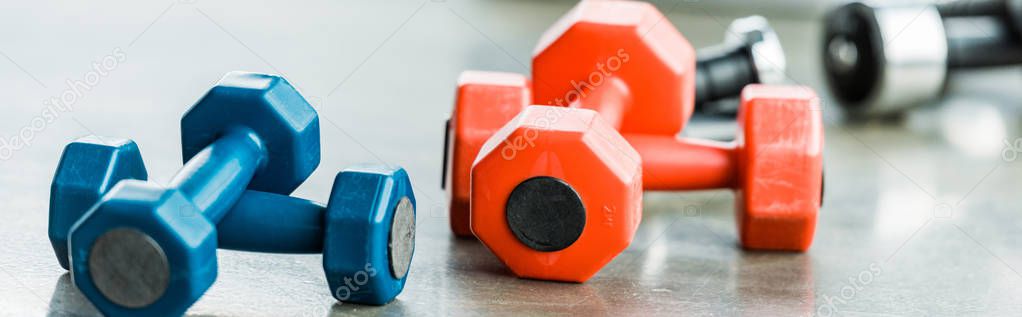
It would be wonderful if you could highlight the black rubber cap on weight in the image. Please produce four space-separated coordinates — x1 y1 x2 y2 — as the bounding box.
505 177 586 252
822 3 882 107
695 43 757 107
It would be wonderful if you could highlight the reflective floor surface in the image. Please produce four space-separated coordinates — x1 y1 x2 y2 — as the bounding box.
0 1 1020 316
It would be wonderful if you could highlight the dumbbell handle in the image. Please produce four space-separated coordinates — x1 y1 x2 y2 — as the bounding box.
626 133 824 205
695 44 757 107
624 134 735 190
937 0 1022 68
946 15 1022 68
938 0 1015 18
570 83 737 189
565 74 741 188
168 127 266 224
217 190 325 253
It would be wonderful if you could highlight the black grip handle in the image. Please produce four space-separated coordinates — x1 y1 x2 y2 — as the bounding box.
441 118 450 189
938 0 1008 17
695 44 757 108
945 16 1022 68
939 0 1022 38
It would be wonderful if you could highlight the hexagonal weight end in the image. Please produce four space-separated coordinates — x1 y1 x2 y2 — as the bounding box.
49 136 147 270
532 0 696 135
447 71 531 237
471 106 642 282
323 165 416 305
181 71 320 195
69 180 217 316
735 85 823 251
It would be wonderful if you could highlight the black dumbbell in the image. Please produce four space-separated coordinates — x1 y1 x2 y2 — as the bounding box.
823 0 1022 116
695 15 787 115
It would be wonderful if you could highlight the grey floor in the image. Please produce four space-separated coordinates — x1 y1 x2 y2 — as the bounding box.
1 1 1021 316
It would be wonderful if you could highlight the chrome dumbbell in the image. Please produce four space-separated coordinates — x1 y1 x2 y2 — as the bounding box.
823 0 1022 116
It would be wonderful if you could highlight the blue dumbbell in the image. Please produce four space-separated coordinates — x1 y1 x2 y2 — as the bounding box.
49 137 417 306
218 165 416 305
48 136 147 270
66 72 320 316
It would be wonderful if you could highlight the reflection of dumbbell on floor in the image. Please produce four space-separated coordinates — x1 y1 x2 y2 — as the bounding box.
824 0 1022 115
48 137 416 308
444 1 824 282
66 72 321 316
218 165 416 305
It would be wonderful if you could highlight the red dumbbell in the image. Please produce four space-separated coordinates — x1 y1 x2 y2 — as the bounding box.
470 86 821 282
443 72 532 237
621 85 822 250
443 1 800 237
471 105 643 282
443 0 692 237
444 0 824 282
530 1 823 251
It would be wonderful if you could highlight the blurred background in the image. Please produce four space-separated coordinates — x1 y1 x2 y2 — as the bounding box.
1 0 1020 316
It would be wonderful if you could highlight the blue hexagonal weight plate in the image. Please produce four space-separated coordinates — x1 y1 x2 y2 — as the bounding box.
180 72 320 195
323 165 416 305
49 136 147 269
